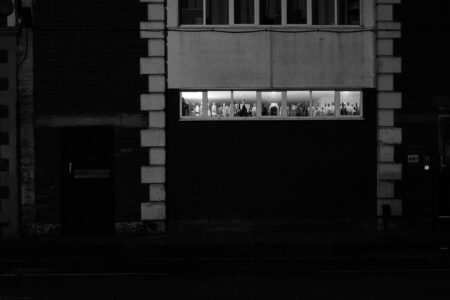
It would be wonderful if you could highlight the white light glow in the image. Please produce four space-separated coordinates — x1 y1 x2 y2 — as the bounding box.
182 92 202 101
207 91 231 100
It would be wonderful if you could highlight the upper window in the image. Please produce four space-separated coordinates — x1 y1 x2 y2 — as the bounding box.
179 0 360 26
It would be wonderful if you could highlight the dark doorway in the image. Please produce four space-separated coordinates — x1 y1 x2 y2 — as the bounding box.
62 127 114 236
439 116 450 217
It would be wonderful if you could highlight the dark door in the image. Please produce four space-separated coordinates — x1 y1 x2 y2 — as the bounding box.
439 116 450 217
62 127 114 236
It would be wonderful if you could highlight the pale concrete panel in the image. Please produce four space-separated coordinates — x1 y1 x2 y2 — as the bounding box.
378 57 401 73
141 166 165 183
148 3 164 21
140 57 165 75
379 128 402 144
140 31 164 39
378 109 394 127
377 74 394 91
149 75 166 92
141 202 166 220
378 145 395 162
168 32 271 89
378 92 402 108
167 0 178 27
141 94 165 111
150 148 166 165
377 39 393 56
377 181 395 198
149 39 165 57
377 199 402 216
272 31 375 88
377 22 401 31
377 30 401 39
377 4 393 21
378 163 402 180
141 129 165 147
140 21 164 31
149 111 165 128
150 184 166 201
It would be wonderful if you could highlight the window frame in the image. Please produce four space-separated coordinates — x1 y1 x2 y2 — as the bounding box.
180 90 363 120
179 0 361 27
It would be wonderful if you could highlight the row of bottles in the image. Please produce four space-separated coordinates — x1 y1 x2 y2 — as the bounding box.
182 99 360 117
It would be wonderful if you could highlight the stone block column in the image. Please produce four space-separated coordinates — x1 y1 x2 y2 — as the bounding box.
376 0 402 229
139 0 166 231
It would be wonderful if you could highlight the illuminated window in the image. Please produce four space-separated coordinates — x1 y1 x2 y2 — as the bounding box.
181 90 362 120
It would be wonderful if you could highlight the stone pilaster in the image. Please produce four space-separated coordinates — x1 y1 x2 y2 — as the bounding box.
139 0 166 231
376 0 402 229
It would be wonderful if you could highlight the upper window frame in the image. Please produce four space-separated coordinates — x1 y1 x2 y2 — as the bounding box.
178 0 361 27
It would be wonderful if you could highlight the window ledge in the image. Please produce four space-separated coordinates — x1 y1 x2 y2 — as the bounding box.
172 25 367 30
179 117 365 122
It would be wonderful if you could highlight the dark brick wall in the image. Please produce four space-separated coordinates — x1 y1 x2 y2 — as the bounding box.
34 0 148 116
35 127 147 224
33 0 149 228
166 89 377 227
35 127 62 223
114 128 148 222
396 1 450 222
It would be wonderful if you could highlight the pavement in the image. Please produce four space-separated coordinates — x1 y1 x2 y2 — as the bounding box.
0 230 450 275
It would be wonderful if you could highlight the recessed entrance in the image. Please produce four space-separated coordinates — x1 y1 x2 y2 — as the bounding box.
62 127 114 236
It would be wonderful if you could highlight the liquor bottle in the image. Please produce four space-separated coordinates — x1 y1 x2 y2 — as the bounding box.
195 104 200 116
211 102 217 117
225 104 230 117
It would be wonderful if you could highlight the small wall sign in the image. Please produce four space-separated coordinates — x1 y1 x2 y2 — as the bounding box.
407 154 419 163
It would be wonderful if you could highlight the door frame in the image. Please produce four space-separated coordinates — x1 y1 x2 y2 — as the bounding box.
61 126 115 236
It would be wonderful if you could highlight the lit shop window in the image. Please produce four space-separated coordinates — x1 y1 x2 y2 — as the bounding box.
179 0 360 26
287 91 310 117
180 90 362 120
234 91 257 117
207 91 232 118
311 91 335 117
181 91 204 117
261 91 283 117
340 91 361 116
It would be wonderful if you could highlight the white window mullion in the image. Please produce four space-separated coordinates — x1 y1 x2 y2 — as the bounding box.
334 0 338 25
281 0 287 25
230 0 234 25
256 92 262 117
203 0 206 25
282 91 287 117
255 0 260 25
202 91 208 118
307 0 312 25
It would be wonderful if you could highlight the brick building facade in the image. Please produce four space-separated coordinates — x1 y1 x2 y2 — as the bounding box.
10 0 450 236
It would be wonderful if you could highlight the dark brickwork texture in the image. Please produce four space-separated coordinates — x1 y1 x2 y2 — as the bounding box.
33 0 149 225
35 127 147 223
34 0 148 116
396 1 450 222
166 89 377 224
